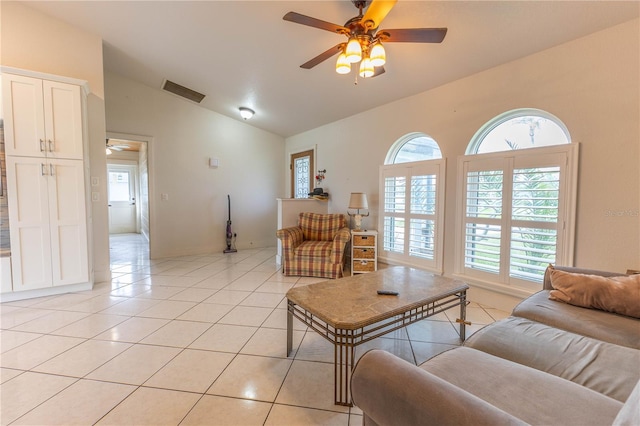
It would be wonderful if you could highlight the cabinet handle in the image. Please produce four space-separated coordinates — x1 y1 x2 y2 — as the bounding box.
50 164 55 176
41 163 47 176
48 140 54 152
40 139 45 152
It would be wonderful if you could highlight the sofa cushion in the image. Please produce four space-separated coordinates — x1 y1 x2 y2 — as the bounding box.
294 240 333 259
465 316 640 402
548 267 640 318
420 347 623 426
298 212 346 241
512 290 640 349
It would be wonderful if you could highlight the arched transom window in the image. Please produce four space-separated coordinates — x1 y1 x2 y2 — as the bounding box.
385 132 442 164
467 108 571 154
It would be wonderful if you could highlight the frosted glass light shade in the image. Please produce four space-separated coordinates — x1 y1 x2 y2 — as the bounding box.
239 107 255 120
370 41 386 67
359 57 374 78
336 52 351 74
345 38 362 63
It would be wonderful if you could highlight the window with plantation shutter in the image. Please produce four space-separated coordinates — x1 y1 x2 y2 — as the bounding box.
383 176 405 254
380 160 445 272
464 169 503 274
456 109 577 294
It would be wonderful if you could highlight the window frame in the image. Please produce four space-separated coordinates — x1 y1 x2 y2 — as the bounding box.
466 108 571 155
454 143 579 296
385 132 443 164
290 148 315 199
379 158 446 273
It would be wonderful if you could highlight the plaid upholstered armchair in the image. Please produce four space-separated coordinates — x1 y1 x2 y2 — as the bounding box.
276 212 351 279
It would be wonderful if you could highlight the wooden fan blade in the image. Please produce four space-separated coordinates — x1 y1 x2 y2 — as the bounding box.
362 0 397 29
379 28 447 43
300 43 345 69
283 12 348 34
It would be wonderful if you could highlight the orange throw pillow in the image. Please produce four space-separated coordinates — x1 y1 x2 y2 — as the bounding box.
549 267 640 318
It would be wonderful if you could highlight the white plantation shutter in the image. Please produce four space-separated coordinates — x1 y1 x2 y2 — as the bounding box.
456 145 578 292
510 166 560 281
464 168 504 274
380 160 445 272
383 175 406 254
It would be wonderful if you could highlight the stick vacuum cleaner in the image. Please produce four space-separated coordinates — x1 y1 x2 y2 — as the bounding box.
223 194 237 253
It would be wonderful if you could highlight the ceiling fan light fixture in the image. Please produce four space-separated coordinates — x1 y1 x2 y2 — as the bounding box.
359 56 374 78
370 41 386 67
345 37 362 63
336 52 351 74
239 107 255 120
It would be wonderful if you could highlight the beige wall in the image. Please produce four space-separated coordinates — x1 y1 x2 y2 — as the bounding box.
1 2 104 98
1 2 111 282
104 72 285 258
286 19 640 279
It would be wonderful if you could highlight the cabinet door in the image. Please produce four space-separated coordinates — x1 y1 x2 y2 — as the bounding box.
47 159 89 286
6 157 53 291
2 75 83 160
2 74 47 158
43 81 83 160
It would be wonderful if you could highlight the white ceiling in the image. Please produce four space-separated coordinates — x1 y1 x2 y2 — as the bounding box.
24 1 639 137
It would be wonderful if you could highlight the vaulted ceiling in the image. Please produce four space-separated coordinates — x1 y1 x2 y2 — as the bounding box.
24 1 639 137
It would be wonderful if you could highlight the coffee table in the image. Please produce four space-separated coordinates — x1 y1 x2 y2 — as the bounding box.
286 266 470 406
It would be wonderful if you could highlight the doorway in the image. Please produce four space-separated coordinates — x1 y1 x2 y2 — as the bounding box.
106 133 152 255
107 164 138 233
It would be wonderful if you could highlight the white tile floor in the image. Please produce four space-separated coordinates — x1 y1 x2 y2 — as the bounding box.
0 234 509 425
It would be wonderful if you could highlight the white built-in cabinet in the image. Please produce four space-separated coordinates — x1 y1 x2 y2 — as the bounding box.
2 70 91 298
3 73 84 160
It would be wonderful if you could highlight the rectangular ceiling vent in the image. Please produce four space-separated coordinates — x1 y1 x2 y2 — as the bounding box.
161 79 206 103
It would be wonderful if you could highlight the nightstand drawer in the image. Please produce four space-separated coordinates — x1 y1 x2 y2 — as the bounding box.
353 248 375 259
353 235 375 247
353 260 375 272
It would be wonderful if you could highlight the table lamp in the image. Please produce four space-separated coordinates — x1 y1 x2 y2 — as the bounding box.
348 192 369 231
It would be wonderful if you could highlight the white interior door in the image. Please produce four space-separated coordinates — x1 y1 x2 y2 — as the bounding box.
108 165 137 234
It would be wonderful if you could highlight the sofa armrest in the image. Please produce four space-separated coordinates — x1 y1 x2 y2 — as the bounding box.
351 350 527 426
329 227 351 263
276 226 304 249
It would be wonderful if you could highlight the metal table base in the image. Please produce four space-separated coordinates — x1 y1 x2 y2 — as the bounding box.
286 289 468 406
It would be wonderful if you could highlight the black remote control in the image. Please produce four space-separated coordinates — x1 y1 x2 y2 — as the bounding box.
377 290 399 296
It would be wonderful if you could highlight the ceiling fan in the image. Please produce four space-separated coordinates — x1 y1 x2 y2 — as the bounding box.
105 139 130 155
283 0 447 78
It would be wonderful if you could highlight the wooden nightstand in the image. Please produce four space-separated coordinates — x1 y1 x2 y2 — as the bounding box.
351 230 378 275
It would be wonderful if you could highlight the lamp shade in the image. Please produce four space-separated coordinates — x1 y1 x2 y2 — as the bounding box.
348 192 368 210
335 52 351 74
345 37 362 63
359 57 374 78
370 41 386 67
